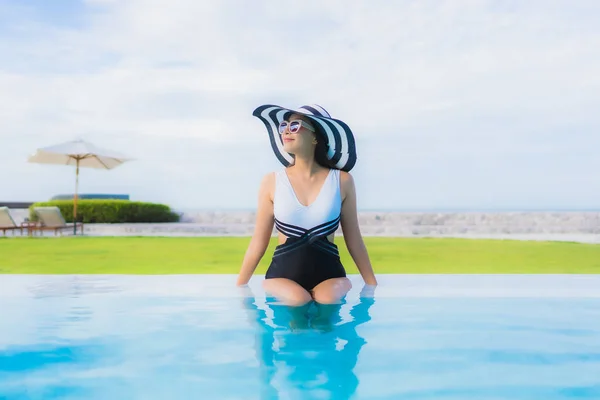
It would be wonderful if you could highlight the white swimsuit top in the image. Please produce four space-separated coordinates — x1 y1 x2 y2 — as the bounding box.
273 168 342 240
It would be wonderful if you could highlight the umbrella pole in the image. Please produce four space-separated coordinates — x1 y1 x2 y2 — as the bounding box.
74 160 79 235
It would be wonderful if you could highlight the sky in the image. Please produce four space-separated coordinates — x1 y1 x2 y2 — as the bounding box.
0 0 599 211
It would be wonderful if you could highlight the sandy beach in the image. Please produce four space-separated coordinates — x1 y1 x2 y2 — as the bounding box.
5 208 600 243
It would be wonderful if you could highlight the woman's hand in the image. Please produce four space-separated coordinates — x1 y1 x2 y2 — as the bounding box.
359 283 377 298
236 278 250 287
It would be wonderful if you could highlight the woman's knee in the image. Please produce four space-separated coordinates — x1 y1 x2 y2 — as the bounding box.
312 278 352 304
312 287 348 304
263 279 312 306
286 293 313 307
312 291 344 304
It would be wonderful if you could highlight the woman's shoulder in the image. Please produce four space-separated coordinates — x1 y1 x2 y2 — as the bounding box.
337 170 355 198
257 171 279 201
338 170 354 185
259 169 287 190
259 170 277 186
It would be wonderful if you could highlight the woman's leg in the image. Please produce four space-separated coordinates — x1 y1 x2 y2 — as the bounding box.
312 277 352 305
310 277 352 330
263 278 313 307
263 278 313 330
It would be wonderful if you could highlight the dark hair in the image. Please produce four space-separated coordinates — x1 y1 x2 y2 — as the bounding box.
313 124 337 169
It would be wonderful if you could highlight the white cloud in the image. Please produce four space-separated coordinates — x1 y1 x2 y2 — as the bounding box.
0 0 599 209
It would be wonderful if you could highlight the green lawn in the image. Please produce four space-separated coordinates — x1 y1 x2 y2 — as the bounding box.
1 236 599 274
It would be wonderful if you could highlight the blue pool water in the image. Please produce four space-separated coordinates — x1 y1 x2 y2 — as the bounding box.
1 275 599 399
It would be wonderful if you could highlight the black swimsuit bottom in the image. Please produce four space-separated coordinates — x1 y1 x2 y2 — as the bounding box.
265 236 347 292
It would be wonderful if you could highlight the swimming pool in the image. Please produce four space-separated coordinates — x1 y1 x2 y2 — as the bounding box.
1 274 599 399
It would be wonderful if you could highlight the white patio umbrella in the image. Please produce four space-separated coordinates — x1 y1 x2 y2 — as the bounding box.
27 139 133 233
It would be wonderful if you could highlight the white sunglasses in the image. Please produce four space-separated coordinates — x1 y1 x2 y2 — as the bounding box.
278 119 315 134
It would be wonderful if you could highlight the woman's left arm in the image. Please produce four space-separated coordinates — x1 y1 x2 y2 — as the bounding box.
339 172 378 286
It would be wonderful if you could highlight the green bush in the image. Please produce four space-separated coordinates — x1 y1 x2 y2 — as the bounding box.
28 200 181 223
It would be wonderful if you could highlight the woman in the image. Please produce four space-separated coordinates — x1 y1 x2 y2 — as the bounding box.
236 104 377 307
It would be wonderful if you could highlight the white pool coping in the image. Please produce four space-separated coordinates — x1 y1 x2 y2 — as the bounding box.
1 274 599 299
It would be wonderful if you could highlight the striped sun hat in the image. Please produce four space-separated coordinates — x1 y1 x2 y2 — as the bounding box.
252 104 357 172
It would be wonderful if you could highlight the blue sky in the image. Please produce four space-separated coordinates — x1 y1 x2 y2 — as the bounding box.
1 0 599 211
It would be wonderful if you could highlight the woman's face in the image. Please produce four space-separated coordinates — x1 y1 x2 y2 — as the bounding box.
280 114 316 154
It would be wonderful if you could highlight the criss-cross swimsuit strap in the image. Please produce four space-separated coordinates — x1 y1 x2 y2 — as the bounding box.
273 214 341 258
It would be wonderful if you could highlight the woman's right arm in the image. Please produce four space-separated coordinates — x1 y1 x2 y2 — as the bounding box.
236 172 275 286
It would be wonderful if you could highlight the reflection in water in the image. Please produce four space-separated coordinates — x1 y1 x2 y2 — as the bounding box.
241 285 376 400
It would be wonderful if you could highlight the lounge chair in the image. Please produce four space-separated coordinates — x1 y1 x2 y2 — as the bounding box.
32 206 84 235
0 207 24 236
